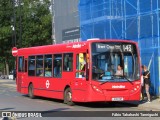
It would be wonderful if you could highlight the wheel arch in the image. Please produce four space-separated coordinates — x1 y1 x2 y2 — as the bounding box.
64 85 71 94
28 82 33 93
63 85 74 105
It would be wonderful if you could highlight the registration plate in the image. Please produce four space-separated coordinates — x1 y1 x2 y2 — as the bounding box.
112 97 124 101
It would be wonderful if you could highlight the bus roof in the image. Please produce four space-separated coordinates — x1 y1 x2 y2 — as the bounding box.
15 39 137 56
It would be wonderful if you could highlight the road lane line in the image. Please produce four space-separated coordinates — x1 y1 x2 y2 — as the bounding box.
0 79 15 83
2 84 16 87
36 100 45 103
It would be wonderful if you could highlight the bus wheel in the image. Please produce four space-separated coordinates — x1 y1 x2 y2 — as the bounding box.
64 88 74 106
28 84 35 99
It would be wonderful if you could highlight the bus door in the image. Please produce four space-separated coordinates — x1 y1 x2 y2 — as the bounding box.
73 52 88 100
17 56 25 92
23 58 28 86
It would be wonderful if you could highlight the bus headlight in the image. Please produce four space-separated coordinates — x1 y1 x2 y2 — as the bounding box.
131 85 140 93
91 85 103 93
134 88 137 91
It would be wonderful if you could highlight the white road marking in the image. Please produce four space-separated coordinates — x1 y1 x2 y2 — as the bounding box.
2 84 16 87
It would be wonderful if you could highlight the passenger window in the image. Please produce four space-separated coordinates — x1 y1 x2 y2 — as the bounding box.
28 56 35 76
76 53 86 78
18 57 24 72
36 55 43 76
53 54 62 78
18 56 24 72
44 55 52 77
63 53 73 72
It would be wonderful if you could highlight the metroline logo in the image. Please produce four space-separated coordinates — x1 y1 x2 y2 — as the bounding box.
72 44 82 48
112 85 125 89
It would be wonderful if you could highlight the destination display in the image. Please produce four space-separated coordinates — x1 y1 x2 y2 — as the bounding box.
95 43 134 52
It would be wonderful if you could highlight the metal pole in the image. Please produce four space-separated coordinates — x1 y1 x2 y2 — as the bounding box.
121 0 124 39
51 0 56 44
157 0 160 96
104 1 107 39
109 0 112 38
157 0 160 47
151 0 154 46
12 27 14 47
19 0 22 47
124 0 126 39
13 0 17 47
91 0 94 38
137 0 140 41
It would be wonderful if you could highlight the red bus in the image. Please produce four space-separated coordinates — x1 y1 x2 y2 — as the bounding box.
13 39 141 105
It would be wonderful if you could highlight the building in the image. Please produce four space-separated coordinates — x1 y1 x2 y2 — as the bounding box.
51 0 80 44
79 0 160 96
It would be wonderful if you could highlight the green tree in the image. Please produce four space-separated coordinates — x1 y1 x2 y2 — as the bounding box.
0 0 13 76
0 0 52 76
16 0 52 47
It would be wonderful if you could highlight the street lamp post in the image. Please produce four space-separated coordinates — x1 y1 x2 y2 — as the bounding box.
11 25 15 47
12 0 17 47
19 0 22 47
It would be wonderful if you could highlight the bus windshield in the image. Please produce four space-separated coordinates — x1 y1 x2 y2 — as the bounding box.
91 42 140 82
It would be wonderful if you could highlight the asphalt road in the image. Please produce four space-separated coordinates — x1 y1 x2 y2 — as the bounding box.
0 79 159 120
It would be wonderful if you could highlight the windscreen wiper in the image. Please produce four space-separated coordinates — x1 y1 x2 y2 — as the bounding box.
123 76 133 85
100 76 133 85
100 75 123 85
100 80 109 85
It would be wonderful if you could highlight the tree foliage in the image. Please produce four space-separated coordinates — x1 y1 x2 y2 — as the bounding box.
0 0 12 54
16 0 52 47
0 0 13 73
0 0 52 74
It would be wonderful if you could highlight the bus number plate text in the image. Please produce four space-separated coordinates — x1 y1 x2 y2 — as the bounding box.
112 97 124 101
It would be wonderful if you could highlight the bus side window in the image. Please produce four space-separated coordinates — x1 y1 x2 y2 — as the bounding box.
63 53 73 72
18 56 24 72
28 56 36 76
53 54 62 78
44 55 52 77
36 55 43 76
76 53 86 78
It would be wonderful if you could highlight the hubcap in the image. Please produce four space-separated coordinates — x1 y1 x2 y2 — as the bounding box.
29 86 32 96
67 91 72 101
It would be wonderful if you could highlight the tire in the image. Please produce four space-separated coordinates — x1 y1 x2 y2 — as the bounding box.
64 88 74 106
132 103 139 107
28 84 35 99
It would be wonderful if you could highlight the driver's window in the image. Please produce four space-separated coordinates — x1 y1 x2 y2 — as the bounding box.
92 55 105 79
76 53 86 78
124 55 133 77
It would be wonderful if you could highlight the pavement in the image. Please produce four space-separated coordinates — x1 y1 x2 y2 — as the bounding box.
0 79 160 111
137 96 160 111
